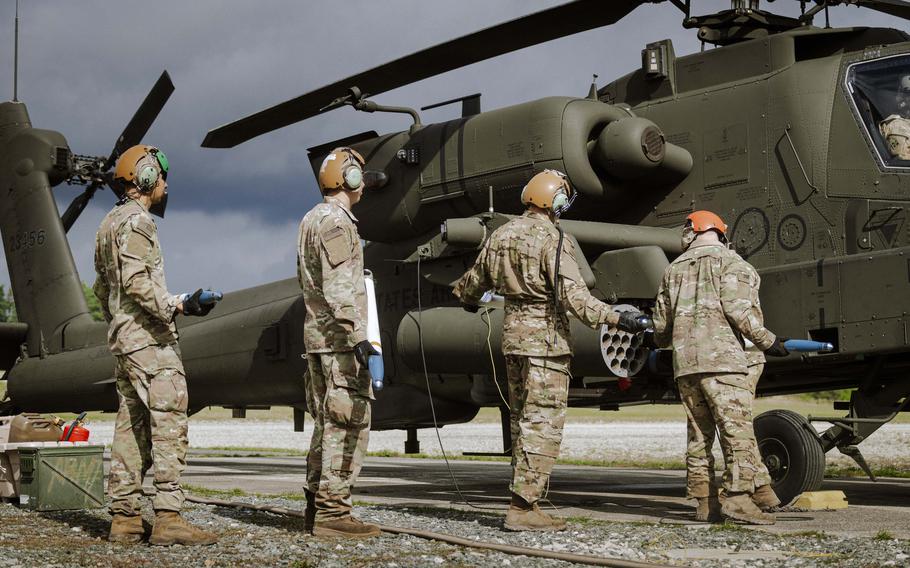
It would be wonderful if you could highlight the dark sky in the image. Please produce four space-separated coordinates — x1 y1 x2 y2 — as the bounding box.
0 1 903 292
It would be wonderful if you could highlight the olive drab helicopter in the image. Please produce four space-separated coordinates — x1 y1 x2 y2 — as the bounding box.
2 0 910 504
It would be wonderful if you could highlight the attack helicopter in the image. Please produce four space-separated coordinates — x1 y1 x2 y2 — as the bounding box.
2 0 910 504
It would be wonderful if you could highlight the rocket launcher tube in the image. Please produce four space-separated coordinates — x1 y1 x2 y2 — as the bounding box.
364 271 384 391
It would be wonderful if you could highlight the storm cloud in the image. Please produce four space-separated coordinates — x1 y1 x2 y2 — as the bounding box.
0 1 902 292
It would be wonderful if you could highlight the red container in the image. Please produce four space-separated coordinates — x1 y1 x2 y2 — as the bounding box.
59 425 90 442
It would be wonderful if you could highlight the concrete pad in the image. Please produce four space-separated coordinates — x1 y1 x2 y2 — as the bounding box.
793 490 849 510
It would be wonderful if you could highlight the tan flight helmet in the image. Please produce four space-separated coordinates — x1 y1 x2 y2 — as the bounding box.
318 147 366 193
113 144 168 194
520 169 575 216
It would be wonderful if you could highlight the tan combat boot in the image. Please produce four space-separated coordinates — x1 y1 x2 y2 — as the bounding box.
503 494 567 532
313 515 381 538
721 493 775 525
108 513 146 544
304 490 316 534
752 484 781 512
149 511 218 546
695 495 722 522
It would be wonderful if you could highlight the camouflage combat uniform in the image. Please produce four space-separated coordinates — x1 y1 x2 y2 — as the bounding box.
880 115 910 160
454 210 620 505
93 198 186 515
652 242 775 498
298 197 372 522
745 349 773 490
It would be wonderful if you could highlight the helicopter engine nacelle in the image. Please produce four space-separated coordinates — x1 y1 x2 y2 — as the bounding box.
590 116 692 181
332 97 692 243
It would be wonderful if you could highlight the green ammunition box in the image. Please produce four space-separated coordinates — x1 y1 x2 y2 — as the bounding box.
17 445 104 511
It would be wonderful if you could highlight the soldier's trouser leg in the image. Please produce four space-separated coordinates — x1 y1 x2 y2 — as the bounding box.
746 364 772 487
677 375 718 499
305 352 371 521
505 355 570 505
109 344 188 514
700 373 762 495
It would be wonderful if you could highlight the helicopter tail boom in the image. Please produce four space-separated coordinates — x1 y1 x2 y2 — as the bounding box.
0 101 95 359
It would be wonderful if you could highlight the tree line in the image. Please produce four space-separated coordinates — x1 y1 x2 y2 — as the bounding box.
0 283 105 322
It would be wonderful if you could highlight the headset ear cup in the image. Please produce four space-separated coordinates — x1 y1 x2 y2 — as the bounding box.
137 165 159 192
552 192 567 212
344 165 363 190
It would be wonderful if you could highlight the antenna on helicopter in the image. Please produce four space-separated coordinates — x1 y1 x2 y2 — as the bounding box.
13 0 20 101
587 74 599 100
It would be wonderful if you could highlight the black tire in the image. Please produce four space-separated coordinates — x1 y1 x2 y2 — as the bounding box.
754 409 826 505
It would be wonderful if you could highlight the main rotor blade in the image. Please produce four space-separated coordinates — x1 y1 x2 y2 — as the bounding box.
202 0 648 148
107 70 175 166
853 0 910 20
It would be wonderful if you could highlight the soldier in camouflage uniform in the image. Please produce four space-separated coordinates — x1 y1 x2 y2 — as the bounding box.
878 75 910 160
94 145 216 545
298 147 382 539
881 115 910 160
454 170 649 532
880 75 910 161
652 210 788 525
744 346 780 513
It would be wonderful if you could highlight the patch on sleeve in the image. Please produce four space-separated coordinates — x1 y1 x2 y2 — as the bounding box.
132 215 157 241
320 223 353 267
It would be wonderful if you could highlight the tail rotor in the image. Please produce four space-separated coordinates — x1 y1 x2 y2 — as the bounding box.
60 70 174 232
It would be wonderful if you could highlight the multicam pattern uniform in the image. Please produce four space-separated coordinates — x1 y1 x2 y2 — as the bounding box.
880 115 910 160
93 199 186 514
745 361 773 490
298 198 372 521
652 243 775 498
454 210 620 504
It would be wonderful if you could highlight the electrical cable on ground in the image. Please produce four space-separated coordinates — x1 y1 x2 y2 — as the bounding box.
480 306 510 411
414 256 517 512
415 255 491 511
185 494 670 568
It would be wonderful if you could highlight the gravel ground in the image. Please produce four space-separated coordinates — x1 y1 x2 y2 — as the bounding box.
0 495 908 567
83 421 910 468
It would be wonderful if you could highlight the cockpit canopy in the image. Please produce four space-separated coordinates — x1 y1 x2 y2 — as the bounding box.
846 54 910 168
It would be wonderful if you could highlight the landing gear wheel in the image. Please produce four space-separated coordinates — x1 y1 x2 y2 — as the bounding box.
754 409 826 505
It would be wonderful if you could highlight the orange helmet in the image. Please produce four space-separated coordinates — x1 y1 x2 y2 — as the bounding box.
318 147 366 193
686 210 728 235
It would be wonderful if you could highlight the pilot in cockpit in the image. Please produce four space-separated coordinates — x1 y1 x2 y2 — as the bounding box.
879 74 910 161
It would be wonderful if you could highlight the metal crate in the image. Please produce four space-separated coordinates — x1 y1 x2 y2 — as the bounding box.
17 444 104 511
